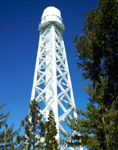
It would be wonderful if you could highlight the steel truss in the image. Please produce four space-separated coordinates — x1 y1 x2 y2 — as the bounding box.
30 23 83 150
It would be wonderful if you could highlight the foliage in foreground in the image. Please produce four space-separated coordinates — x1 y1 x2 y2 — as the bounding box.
16 99 45 150
44 110 60 150
65 79 118 150
0 103 20 150
63 0 118 150
74 0 118 107
16 100 60 150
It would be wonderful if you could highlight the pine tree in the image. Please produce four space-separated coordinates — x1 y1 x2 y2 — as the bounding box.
65 79 118 150
0 103 9 149
16 99 45 150
44 110 60 150
0 103 20 150
0 103 9 129
63 0 118 149
73 0 118 107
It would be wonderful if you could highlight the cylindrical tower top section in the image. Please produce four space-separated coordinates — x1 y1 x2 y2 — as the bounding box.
39 6 65 32
42 6 61 20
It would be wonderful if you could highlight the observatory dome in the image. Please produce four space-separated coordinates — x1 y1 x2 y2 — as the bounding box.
39 6 65 32
41 6 61 20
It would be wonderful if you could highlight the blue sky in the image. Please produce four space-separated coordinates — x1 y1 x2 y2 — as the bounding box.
0 0 98 149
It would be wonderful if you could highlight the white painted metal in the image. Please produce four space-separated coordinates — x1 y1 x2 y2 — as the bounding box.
30 6 83 150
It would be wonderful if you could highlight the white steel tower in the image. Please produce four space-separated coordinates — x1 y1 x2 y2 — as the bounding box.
30 6 83 150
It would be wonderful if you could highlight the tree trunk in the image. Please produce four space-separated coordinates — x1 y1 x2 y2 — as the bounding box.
10 136 13 150
102 111 109 150
4 124 7 150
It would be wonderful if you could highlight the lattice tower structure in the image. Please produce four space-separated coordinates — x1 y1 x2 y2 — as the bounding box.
30 6 83 150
